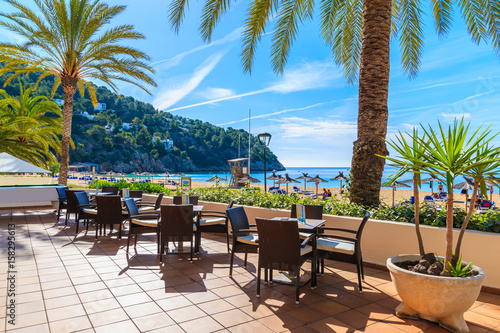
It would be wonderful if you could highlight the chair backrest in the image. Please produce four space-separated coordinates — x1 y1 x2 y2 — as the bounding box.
290 204 323 220
56 186 68 199
256 218 301 271
356 212 371 240
102 186 119 195
155 192 165 210
129 190 143 199
227 199 235 210
424 195 434 202
226 206 249 232
96 195 123 224
75 191 90 207
173 195 198 205
124 198 139 217
160 204 193 242
65 190 84 213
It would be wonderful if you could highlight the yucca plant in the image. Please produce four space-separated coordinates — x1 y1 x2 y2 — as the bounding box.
0 0 156 184
416 119 497 276
381 128 427 257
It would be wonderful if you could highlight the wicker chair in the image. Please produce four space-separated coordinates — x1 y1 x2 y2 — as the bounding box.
75 192 97 234
255 218 315 304
129 190 143 200
95 195 125 240
55 186 68 221
102 186 119 195
173 195 199 205
159 204 196 263
226 206 259 277
137 193 164 213
123 198 160 254
197 199 235 252
64 190 85 225
316 211 371 293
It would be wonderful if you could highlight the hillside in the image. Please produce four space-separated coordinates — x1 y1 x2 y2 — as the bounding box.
0 71 285 173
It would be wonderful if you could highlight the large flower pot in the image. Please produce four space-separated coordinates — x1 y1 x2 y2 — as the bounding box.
387 254 485 333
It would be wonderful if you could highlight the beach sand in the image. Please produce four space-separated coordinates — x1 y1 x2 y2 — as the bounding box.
14 172 475 209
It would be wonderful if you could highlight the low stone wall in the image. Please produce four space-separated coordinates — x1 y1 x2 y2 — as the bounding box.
146 194 500 290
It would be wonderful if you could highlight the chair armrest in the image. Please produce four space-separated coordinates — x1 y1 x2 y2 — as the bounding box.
78 204 96 209
319 227 356 234
200 210 225 215
136 202 155 207
231 229 258 235
317 234 358 243
248 224 257 227
300 233 315 247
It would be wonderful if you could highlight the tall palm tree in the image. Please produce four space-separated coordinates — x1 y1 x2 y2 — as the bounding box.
0 83 62 167
169 0 500 206
0 0 156 185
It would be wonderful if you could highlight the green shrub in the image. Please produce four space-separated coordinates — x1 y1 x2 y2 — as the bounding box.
88 180 174 195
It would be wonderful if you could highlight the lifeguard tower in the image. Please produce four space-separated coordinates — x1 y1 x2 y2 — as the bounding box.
228 158 249 188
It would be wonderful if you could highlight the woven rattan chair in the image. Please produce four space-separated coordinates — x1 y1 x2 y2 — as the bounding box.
95 195 125 240
159 204 196 263
56 186 68 221
64 190 85 225
102 186 119 195
316 211 371 293
256 218 315 304
226 206 258 277
75 192 97 234
173 195 199 205
129 190 143 200
198 199 235 252
137 193 164 213
124 198 160 254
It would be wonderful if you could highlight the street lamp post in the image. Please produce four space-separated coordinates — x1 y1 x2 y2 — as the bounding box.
257 132 272 192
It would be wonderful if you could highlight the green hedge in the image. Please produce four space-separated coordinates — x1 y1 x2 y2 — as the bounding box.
88 180 175 195
189 187 500 234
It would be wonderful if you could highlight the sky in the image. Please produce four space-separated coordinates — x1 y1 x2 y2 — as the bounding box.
1 1 500 168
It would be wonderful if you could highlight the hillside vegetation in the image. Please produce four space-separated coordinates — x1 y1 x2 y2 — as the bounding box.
0 71 284 172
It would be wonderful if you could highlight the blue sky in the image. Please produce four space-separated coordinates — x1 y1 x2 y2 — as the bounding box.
1 1 500 167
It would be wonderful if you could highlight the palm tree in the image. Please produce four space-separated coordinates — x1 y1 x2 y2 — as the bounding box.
169 0 500 206
0 0 156 185
0 83 62 167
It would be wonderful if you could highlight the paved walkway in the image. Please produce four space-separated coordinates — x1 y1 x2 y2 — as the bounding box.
1 206 499 332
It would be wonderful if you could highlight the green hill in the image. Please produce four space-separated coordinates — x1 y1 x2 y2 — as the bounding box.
0 71 285 173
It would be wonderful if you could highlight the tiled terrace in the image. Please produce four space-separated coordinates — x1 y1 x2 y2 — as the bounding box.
1 206 500 333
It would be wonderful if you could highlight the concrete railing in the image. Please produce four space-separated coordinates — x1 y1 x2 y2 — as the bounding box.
146 194 500 290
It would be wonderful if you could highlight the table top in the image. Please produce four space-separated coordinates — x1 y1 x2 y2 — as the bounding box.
87 191 114 196
156 205 204 212
270 217 325 231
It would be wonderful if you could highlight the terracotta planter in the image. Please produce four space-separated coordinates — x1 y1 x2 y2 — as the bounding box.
387 254 485 333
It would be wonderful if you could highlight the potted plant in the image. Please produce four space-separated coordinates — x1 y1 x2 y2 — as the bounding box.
380 119 500 332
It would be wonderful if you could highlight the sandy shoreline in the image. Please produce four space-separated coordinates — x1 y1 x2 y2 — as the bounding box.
1 173 480 208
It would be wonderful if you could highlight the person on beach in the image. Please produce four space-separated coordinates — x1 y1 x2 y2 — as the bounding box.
438 183 443 194
327 189 332 197
322 188 328 200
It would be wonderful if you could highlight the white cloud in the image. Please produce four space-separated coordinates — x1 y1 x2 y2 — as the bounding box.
198 87 236 100
275 117 357 138
151 27 242 71
269 61 341 93
152 52 225 110
166 60 341 112
440 112 471 119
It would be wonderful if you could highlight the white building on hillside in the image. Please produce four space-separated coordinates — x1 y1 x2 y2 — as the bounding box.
94 102 106 111
152 136 174 149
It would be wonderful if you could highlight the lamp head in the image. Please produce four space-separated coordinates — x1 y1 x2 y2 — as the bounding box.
257 132 272 146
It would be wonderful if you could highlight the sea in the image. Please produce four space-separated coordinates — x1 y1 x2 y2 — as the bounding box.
137 166 491 195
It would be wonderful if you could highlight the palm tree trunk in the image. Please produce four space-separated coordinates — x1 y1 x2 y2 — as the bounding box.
413 174 425 256
453 182 478 265
350 0 391 207
58 77 78 186
442 189 454 276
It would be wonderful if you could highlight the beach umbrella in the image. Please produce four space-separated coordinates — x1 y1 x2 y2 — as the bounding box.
239 175 261 186
454 177 475 213
297 172 312 191
421 175 440 193
307 175 328 196
266 171 282 187
331 172 349 193
277 173 300 194
206 175 225 186
383 181 411 206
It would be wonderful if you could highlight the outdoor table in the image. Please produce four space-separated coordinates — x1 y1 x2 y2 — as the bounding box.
270 217 326 287
87 191 114 197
